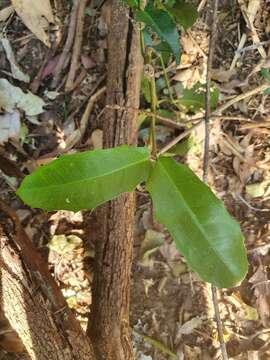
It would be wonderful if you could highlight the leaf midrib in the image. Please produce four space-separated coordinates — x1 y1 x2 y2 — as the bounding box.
22 156 150 191
159 161 236 276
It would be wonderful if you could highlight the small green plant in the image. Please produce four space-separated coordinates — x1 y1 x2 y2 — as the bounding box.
17 145 247 288
261 67 270 94
17 1 248 288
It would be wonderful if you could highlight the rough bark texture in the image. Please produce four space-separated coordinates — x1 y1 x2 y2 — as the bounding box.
0 203 96 360
87 1 143 359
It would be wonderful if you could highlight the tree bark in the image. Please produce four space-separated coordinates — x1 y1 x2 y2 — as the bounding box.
0 202 96 360
87 1 143 359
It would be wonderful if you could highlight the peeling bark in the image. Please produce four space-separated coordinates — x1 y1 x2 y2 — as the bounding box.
87 1 143 359
0 202 96 360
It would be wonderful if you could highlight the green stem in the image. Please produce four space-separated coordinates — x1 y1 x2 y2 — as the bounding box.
149 68 157 158
145 49 158 158
159 54 174 105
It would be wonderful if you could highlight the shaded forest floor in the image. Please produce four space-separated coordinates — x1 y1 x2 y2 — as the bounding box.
0 0 270 359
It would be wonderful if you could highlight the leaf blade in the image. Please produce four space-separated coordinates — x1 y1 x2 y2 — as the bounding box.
17 146 151 211
167 0 198 30
147 157 248 288
177 84 219 113
136 4 180 63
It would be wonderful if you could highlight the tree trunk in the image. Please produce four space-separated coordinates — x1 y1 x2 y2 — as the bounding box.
87 1 143 359
0 202 96 360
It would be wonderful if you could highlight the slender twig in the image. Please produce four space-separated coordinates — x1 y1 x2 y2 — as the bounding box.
158 120 203 156
203 0 219 183
79 86 106 135
150 76 157 157
236 194 269 213
65 0 88 91
157 116 185 130
147 54 158 158
211 286 228 360
159 54 175 105
203 1 228 360
52 0 79 88
236 40 270 54
63 86 106 150
213 83 270 114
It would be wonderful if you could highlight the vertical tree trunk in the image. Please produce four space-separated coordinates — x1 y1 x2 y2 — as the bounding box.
87 1 143 359
0 202 96 360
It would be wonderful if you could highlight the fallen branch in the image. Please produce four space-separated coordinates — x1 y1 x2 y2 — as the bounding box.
65 0 88 91
52 0 79 88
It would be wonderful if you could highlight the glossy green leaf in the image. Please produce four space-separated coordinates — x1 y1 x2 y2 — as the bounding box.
136 3 180 64
143 29 172 64
166 136 200 156
147 157 248 288
141 76 151 103
154 41 172 64
167 0 198 29
178 84 219 113
17 146 151 212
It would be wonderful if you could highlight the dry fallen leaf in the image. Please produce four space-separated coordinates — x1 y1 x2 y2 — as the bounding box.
11 0 54 46
0 78 45 116
211 68 236 83
249 263 270 327
48 234 82 255
0 6 14 21
176 316 204 337
246 182 269 198
0 111 20 145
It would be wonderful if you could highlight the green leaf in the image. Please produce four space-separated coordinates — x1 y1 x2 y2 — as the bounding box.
141 76 151 103
143 29 172 63
147 157 248 288
17 146 151 212
178 84 219 113
167 136 200 156
167 0 198 30
263 87 270 95
143 28 153 48
136 3 180 64
260 68 270 82
121 0 139 9
154 41 172 63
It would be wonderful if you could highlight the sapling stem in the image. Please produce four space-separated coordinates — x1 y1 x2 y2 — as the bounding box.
149 72 157 158
159 54 175 105
146 50 158 159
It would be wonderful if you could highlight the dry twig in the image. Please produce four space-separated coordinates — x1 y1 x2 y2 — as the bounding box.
203 1 228 359
52 0 79 88
214 83 270 114
158 120 203 156
65 0 88 91
62 86 106 151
